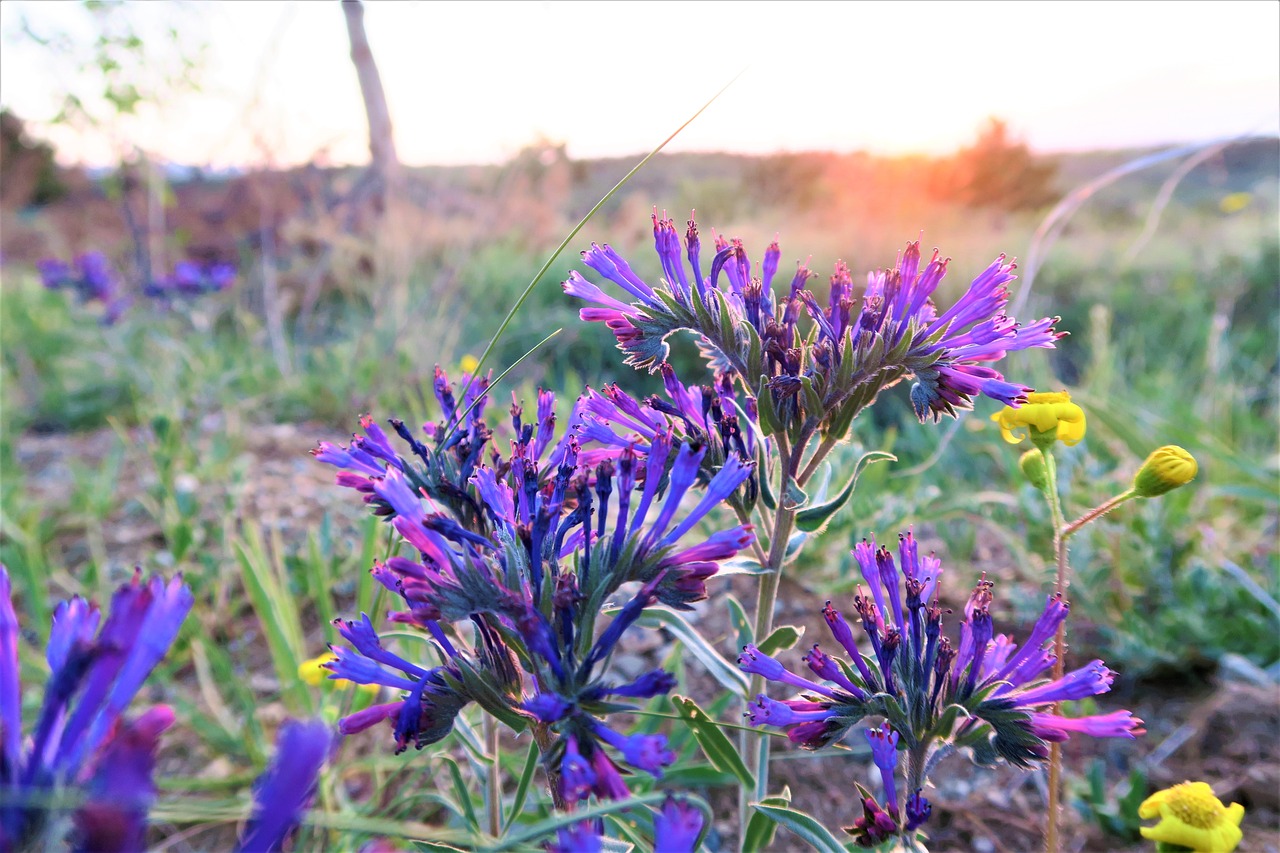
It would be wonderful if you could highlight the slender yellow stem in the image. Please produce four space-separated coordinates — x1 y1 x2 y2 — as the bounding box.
1041 449 1067 853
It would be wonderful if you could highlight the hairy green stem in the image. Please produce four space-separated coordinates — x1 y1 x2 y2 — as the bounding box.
1042 449 1067 853
797 432 841 487
532 723 567 814
742 431 803 840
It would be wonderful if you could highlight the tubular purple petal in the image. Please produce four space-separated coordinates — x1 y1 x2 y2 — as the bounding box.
1028 710 1145 740
1013 660 1116 707
1 568 21 776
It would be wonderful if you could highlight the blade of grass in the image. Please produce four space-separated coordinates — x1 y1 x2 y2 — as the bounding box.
449 69 749 434
503 741 540 833
441 328 562 441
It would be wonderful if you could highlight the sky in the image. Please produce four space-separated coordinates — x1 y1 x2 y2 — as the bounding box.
1 0 1277 169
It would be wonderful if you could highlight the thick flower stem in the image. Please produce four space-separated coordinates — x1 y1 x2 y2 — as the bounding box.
532 722 568 813
742 433 801 842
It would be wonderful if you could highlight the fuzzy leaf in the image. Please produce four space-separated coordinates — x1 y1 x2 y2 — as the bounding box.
634 607 749 693
795 451 897 532
752 804 848 853
757 625 804 657
672 695 755 789
743 789 791 853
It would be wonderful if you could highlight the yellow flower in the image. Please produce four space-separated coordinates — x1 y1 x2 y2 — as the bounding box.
1133 445 1198 498
459 353 480 374
298 653 379 695
1139 781 1244 852
1219 192 1251 215
990 391 1086 447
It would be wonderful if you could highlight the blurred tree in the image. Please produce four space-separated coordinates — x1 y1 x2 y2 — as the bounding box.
0 109 67 208
341 0 400 218
930 117 1060 212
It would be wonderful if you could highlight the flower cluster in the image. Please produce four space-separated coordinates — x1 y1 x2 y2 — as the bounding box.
38 253 235 326
313 368 754 813
737 530 1143 842
565 212 1063 431
143 260 237 298
39 252 130 324
0 566 193 851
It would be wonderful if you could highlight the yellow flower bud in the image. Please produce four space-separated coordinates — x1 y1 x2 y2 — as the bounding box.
1139 781 1244 852
1133 445 1198 498
990 391 1086 447
459 354 480 374
298 653 379 695
1019 449 1050 491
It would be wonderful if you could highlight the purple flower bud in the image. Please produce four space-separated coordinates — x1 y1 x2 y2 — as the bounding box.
905 789 932 831
1028 710 1145 740
560 736 596 803
607 669 677 699
1013 660 1116 706
654 793 704 852
524 692 570 723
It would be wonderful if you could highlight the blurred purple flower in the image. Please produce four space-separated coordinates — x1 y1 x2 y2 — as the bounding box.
0 565 192 851
236 718 334 853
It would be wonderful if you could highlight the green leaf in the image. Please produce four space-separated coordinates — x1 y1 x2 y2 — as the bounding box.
756 625 804 657
783 480 808 510
671 695 755 789
717 558 770 576
743 790 791 853
634 607 749 694
753 803 849 853
503 742 540 833
486 792 668 851
795 451 897 533
725 593 752 649
755 375 782 437
441 756 479 830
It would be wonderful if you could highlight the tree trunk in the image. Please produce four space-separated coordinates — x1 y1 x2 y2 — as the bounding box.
341 0 399 212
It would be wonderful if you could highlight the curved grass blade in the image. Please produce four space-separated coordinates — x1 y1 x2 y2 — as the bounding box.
633 607 749 694
486 791 668 851
451 69 749 422
503 741 540 834
440 328 562 446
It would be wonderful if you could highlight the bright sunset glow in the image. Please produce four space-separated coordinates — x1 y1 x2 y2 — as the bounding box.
1 0 1277 167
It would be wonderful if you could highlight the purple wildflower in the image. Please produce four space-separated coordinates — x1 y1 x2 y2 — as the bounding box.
73 705 174 853
0 565 192 850
545 820 603 853
905 789 932 831
737 531 1142 775
865 723 901 816
653 793 704 852
843 795 898 848
564 214 1061 426
236 718 334 853
324 616 469 753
